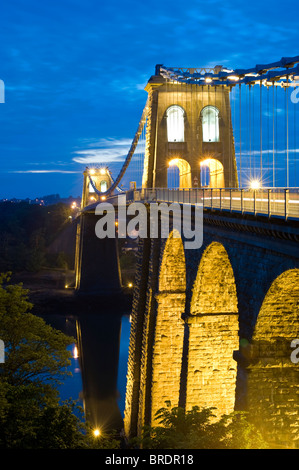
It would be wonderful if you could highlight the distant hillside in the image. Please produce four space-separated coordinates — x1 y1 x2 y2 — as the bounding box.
0 201 77 273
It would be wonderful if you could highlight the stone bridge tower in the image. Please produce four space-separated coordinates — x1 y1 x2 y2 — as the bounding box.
81 166 113 208
142 65 238 190
74 167 122 294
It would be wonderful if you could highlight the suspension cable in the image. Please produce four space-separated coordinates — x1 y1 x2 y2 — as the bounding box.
260 81 263 184
89 98 149 197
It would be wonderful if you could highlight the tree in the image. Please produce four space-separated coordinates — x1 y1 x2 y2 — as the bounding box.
0 273 120 448
133 401 268 449
0 201 73 273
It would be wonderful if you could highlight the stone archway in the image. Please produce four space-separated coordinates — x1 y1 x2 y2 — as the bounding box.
151 230 186 424
247 269 299 447
168 158 192 189
200 158 224 188
186 242 239 417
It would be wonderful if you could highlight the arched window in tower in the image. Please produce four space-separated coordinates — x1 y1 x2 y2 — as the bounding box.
201 106 220 142
100 180 108 192
166 105 185 142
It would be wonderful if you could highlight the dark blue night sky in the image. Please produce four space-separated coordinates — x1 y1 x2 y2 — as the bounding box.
0 0 298 198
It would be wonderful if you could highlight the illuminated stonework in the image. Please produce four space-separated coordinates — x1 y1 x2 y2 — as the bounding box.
123 218 299 446
141 74 238 189
81 167 112 208
186 242 239 417
190 242 238 315
168 158 192 189
247 269 299 447
251 269 299 344
151 230 186 423
200 158 224 188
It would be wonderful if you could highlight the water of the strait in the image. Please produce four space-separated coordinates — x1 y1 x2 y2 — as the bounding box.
42 311 131 434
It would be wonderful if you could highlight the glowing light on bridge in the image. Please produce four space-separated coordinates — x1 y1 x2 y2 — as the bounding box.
200 158 224 188
168 158 192 189
249 179 262 190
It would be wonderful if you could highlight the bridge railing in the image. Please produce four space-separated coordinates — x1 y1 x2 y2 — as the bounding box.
127 188 299 220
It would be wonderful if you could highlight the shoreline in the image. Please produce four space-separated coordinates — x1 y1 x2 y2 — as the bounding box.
11 269 133 316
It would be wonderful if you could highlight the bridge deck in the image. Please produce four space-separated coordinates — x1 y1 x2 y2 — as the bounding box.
123 188 299 221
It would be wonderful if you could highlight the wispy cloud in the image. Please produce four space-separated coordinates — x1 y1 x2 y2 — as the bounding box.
72 138 145 165
236 148 299 156
9 170 81 174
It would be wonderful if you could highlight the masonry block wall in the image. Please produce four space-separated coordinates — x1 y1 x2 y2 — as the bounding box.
246 269 299 447
186 242 239 417
124 210 299 447
151 231 186 424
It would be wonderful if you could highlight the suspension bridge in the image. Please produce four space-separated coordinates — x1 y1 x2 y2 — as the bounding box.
84 55 299 197
74 56 299 448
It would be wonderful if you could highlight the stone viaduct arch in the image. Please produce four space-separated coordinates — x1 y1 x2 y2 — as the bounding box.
247 269 299 447
124 212 299 447
151 230 186 424
186 242 239 418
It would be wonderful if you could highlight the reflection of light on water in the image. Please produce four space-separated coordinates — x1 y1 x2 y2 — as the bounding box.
73 345 79 359
59 343 83 414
